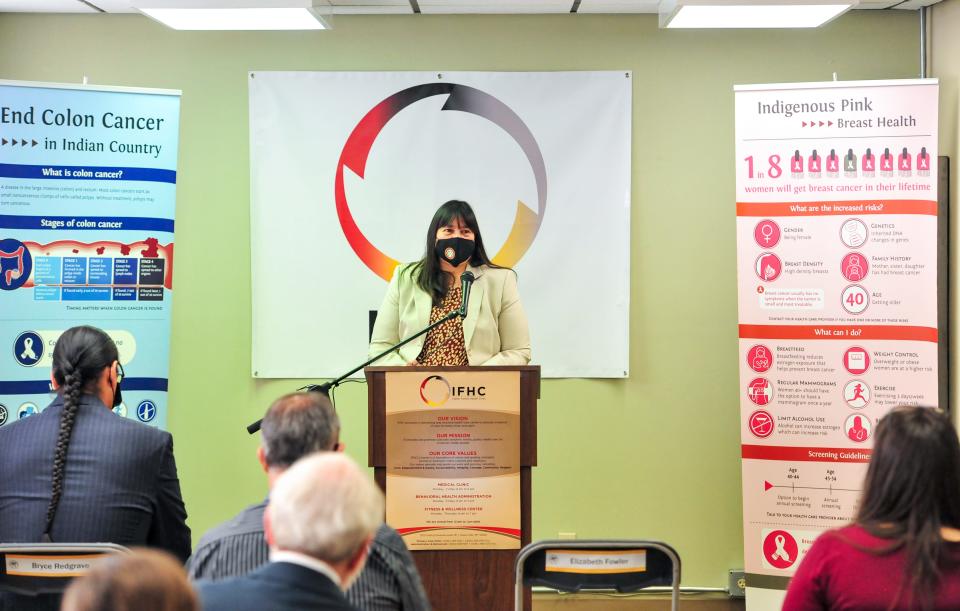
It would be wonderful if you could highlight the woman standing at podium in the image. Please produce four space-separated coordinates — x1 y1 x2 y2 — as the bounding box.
370 199 531 366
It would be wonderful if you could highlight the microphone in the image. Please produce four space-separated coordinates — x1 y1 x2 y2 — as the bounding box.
246 382 331 435
246 275 474 435
459 271 475 318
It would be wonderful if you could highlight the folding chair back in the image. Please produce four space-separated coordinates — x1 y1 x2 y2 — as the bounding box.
515 539 681 611
0 543 129 596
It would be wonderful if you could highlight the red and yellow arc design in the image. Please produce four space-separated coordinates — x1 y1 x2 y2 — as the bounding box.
335 83 545 281
419 375 450 407
491 200 539 268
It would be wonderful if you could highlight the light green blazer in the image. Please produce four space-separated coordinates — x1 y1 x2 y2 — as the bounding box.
369 263 531 366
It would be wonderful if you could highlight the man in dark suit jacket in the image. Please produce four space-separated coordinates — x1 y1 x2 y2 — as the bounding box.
188 391 430 610
198 452 384 611
200 560 355 611
0 325 190 611
0 395 190 557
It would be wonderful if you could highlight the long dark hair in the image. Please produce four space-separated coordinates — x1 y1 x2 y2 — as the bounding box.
856 406 960 608
44 325 119 541
407 200 500 306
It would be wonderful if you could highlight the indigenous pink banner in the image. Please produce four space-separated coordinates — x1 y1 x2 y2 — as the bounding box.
733 79 939 609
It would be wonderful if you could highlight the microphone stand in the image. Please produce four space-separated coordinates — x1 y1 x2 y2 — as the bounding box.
246 307 463 434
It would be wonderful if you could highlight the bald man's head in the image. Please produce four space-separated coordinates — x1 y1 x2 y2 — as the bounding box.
260 392 340 469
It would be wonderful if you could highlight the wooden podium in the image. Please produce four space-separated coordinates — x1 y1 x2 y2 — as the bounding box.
366 365 540 611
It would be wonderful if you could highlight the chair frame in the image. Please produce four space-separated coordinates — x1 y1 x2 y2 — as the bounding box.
514 539 681 611
0 543 129 596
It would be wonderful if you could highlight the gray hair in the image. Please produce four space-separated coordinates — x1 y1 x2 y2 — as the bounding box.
261 392 340 468
269 453 384 563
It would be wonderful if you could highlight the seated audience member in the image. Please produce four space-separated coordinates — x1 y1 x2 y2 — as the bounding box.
188 392 430 610
197 453 383 611
0 326 190 611
61 549 198 611
783 406 960 611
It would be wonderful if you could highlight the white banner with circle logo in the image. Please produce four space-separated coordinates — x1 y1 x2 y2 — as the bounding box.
249 72 631 378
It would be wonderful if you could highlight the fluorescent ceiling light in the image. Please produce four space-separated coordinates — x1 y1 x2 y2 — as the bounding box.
139 7 330 30
660 1 854 28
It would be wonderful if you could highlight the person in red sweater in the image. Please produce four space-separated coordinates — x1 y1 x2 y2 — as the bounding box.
783 406 960 611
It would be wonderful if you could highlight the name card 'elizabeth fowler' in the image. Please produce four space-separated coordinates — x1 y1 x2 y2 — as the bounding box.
544 550 647 574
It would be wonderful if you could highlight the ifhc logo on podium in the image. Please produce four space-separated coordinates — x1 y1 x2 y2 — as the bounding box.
419 375 486 407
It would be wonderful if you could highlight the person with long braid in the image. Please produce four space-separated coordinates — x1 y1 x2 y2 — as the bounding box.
0 325 190 611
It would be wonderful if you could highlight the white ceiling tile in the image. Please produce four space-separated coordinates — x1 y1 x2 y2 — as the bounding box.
82 0 138 11
0 0 99 11
330 0 410 5
419 0 572 13
852 0 900 7
331 4 412 11
892 0 940 7
329 0 413 10
577 0 657 13
1 0 943 15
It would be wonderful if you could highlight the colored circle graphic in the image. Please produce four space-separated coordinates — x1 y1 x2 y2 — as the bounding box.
754 220 780 248
335 83 547 281
843 347 871 375
137 400 157 423
749 410 774 438
843 380 870 409
763 530 798 570
845 413 872 443
420 375 451 407
747 344 773 373
841 252 868 282
747 377 773 406
0 238 32 291
13 331 43 367
18 403 39 419
840 218 868 248
755 253 781 282
841 284 869 315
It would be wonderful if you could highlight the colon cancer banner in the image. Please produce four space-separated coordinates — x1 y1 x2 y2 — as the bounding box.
0 80 180 430
249 71 632 378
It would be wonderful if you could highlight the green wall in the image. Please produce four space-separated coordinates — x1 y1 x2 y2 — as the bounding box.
0 11 920 587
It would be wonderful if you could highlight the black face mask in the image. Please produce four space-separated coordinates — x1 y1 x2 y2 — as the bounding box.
435 237 475 267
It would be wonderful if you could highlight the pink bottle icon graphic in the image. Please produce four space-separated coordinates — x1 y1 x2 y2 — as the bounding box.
917 146 930 177
862 148 875 177
898 147 912 176
844 149 857 178
791 150 803 178
826 149 839 177
880 147 894 176
808 150 821 177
